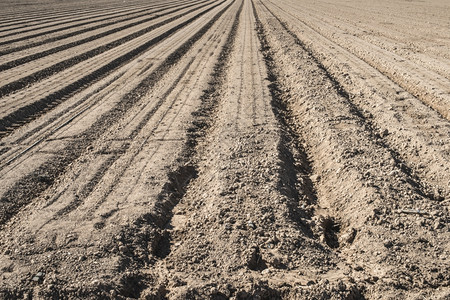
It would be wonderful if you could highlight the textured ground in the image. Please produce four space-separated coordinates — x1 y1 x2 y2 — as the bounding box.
0 0 449 299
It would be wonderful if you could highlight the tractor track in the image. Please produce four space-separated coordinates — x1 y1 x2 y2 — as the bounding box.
0 0 203 64
0 0 233 225
0 0 225 138
0 0 198 55
0 0 448 299
0 0 217 97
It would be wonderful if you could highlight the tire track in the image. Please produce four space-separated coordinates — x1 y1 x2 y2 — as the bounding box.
0 0 225 138
0 0 200 60
0 0 188 49
0 1 172 34
0 0 215 96
0 0 234 226
0 1 185 44
51 60 195 220
0 72 125 172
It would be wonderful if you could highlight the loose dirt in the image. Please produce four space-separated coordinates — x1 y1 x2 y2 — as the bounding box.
0 0 449 299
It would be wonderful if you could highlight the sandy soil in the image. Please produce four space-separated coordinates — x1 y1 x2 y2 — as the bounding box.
0 0 449 299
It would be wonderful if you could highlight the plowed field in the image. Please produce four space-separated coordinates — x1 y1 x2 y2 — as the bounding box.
0 0 449 299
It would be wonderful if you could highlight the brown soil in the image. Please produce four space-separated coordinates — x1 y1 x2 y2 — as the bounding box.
0 0 449 299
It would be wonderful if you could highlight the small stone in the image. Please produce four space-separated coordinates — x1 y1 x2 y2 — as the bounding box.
247 221 256 229
306 280 315 286
119 245 129 253
319 234 326 244
384 240 393 248
310 174 320 182
32 272 44 283
339 228 356 244
433 219 443 230
91 279 100 286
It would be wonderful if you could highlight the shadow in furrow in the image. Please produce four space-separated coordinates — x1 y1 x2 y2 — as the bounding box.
0 0 235 227
153 165 198 258
0 0 210 70
56 58 195 219
0 0 198 46
0 0 226 138
260 0 441 202
149 0 243 261
252 0 316 237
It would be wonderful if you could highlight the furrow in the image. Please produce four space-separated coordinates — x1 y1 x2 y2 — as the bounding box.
293 1 450 77
265 0 450 120
0 0 234 226
141 0 359 298
0 0 209 73
0 0 225 138
0 0 195 55
0 0 156 26
0 0 448 299
259 0 450 200
0 0 187 45
0 0 214 94
255 0 450 297
0 0 238 297
0 0 175 34
51 1 236 219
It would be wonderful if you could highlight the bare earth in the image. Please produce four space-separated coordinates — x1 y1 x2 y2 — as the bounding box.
0 0 449 299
